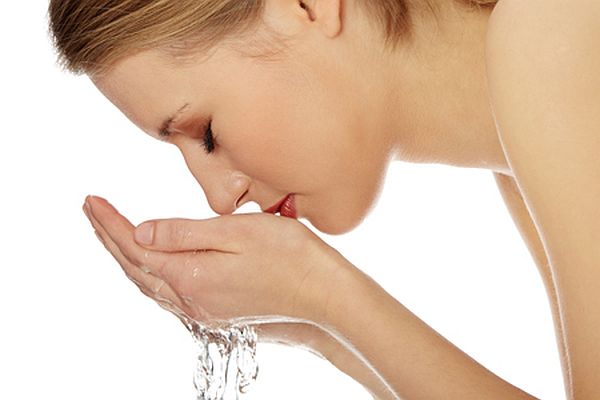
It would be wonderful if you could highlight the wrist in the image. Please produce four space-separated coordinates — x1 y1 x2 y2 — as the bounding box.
292 240 368 349
315 253 388 344
307 245 363 328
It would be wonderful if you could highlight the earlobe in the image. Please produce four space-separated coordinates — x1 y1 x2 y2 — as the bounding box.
299 0 342 38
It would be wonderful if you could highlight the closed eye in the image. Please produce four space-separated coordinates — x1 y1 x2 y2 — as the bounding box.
157 120 216 155
201 121 215 154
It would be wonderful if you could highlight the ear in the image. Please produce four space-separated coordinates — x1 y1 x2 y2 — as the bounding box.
299 0 343 38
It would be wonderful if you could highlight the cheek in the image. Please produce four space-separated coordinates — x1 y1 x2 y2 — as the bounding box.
229 113 314 187
218 65 361 190
220 90 325 186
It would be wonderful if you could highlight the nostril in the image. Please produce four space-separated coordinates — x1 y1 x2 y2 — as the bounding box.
235 189 249 210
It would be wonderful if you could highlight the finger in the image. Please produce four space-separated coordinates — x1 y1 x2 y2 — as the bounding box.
83 197 208 319
133 214 249 254
83 200 188 312
84 200 160 288
85 195 172 272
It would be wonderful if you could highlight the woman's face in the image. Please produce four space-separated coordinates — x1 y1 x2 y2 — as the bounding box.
92 10 395 235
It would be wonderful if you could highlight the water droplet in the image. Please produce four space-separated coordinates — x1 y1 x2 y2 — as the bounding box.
153 280 165 294
193 267 200 278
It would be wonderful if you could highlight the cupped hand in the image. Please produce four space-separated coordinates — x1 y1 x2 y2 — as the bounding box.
82 195 347 349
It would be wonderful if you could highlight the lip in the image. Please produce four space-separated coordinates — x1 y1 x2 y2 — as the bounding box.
263 194 296 218
278 194 297 218
263 194 290 214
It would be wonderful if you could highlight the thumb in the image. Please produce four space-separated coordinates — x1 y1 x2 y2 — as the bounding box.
134 221 155 246
133 216 245 253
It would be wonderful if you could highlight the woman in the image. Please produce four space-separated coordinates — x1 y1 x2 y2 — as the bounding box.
48 0 599 398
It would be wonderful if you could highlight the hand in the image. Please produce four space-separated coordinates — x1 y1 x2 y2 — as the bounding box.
82 195 346 348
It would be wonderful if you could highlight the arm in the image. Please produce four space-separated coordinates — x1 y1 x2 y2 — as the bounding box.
313 260 536 400
493 172 571 392
257 320 397 400
485 0 600 397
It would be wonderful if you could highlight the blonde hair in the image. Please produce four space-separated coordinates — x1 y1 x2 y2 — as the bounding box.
48 0 498 75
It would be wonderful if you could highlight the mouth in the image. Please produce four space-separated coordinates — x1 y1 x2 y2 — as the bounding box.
264 194 297 219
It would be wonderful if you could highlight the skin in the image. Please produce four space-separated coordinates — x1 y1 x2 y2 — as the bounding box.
81 0 600 398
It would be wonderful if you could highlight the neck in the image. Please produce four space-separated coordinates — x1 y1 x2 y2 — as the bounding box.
381 2 510 174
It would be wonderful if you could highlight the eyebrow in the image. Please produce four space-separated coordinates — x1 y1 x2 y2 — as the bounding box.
157 103 190 140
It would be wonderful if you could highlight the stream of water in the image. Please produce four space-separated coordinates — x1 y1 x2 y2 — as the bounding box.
186 322 259 400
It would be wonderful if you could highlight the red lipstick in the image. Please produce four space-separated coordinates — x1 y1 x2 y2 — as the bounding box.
264 194 297 218
278 194 297 219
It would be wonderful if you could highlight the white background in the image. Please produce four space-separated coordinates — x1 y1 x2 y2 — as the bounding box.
1 3 565 399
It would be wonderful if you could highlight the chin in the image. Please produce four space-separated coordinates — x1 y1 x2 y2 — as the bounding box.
308 212 365 236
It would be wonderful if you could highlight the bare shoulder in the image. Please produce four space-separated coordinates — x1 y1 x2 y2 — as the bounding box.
486 0 600 43
484 0 600 155
485 0 600 95
484 0 600 397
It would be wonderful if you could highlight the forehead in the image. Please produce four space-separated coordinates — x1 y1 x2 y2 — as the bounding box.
91 48 228 138
91 51 186 137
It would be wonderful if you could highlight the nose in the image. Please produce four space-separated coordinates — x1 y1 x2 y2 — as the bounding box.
172 134 251 215
206 171 251 215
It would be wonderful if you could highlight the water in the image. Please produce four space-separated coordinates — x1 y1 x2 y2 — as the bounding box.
187 322 258 400
151 293 400 400
150 296 259 400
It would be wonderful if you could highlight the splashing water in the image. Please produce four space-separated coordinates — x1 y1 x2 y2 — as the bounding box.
149 296 258 400
181 315 402 400
187 322 259 400
152 292 401 400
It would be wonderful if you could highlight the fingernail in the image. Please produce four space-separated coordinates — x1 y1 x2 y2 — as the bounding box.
135 222 154 245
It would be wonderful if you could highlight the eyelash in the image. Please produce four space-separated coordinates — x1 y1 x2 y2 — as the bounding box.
201 121 216 154
159 121 216 155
